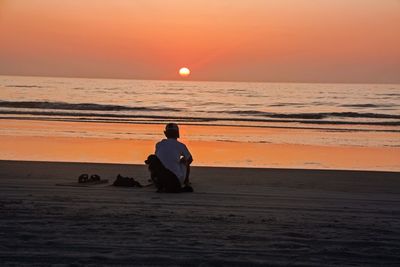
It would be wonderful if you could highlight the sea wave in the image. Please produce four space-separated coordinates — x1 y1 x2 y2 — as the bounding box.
0 99 399 128
1 109 399 127
340 104 397 108
5 85 43 88
226 110 400 120
0 100 180 112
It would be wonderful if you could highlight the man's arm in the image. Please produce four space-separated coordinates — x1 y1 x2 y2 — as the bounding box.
180 143 192 186
180 143 192 164
183 164 191 186
179 155 193 165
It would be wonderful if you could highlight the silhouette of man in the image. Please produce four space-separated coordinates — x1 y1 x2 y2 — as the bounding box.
146 123 193 192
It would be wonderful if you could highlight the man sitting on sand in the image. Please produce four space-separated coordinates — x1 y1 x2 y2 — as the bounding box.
145 123 193 193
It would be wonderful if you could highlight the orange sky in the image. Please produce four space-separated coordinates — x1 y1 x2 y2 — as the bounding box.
0 0 399 83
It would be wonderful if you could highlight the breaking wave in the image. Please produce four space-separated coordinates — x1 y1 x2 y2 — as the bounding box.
225 110 400 120
0 100 180 112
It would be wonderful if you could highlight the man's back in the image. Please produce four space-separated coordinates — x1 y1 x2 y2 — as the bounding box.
155 138 191 183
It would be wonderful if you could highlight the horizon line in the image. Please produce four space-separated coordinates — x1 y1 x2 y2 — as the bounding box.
1 73 399 86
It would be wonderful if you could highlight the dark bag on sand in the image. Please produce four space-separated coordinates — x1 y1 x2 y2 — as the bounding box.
113 174 143 187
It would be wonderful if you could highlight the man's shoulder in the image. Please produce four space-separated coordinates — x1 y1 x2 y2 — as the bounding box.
174 139 187 147
156 139 167 147
176 140 190 151
157 138 187 148
156 138 180 146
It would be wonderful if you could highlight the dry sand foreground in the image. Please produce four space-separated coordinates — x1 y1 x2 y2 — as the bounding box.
1 160 400 266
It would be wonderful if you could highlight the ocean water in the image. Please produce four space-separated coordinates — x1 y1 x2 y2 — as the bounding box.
0 75 399 147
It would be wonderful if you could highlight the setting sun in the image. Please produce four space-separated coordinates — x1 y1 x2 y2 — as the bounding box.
179 67 191 77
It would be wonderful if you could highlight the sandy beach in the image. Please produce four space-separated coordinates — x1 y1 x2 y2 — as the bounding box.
1 160 400 266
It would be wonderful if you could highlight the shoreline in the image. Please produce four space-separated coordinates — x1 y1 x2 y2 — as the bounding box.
2 159 400 174
0 119 399 172
1 135 399 171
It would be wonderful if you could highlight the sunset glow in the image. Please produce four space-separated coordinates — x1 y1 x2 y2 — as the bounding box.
0 1 399 83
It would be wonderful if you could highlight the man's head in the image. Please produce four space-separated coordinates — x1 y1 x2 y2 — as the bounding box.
164 123 179 139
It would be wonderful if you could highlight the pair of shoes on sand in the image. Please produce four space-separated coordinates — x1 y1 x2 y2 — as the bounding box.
113 174 143 187
78 174 101 183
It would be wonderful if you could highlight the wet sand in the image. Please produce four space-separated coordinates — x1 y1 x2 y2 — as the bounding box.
1 160 400 266
0 119 399 171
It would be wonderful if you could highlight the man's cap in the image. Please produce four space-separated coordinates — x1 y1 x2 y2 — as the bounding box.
165 123 179 132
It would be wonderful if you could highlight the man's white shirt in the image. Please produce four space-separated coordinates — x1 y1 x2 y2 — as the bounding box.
155 138 192 183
